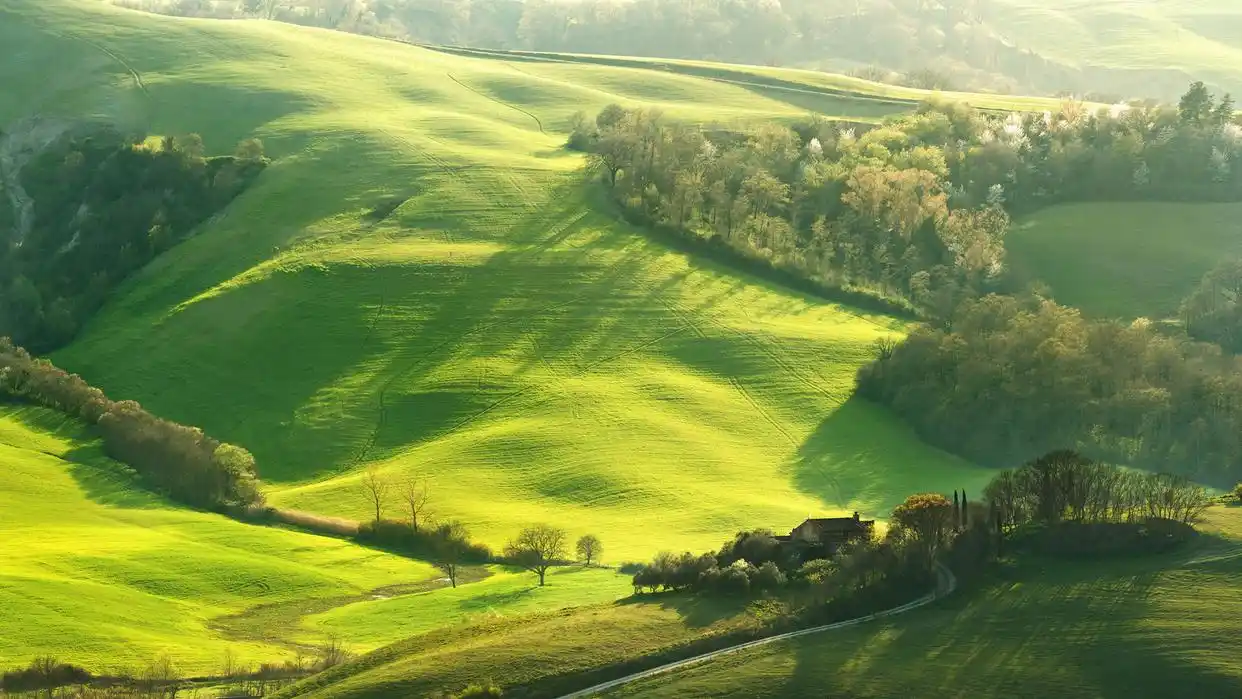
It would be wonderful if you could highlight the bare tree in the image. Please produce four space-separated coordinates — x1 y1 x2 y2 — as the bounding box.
361 468 389 523
575 534 602 566
317 635 350 670
402 476 431 533
433 520 471 588
504 524 568 586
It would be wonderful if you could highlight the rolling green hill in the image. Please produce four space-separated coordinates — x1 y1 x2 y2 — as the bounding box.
604 506 1242 699
4 0 991 568
1007 201 1242 319
988 0 1242 96
0 405 438 672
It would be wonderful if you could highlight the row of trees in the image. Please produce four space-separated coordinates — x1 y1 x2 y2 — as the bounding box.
1 129 266 352
120 0 1218 100
0 338 261 508
857 293 1242 485
573 84 1242 321
984 450 1214 529
355 468 602 586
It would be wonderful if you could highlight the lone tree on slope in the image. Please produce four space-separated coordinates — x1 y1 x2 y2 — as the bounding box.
361 467 389 524
433 520 472 588
402 476 431 533
505 524 568 586
576 534 602 566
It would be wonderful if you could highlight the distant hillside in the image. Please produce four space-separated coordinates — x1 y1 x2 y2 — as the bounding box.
116 0 1242 101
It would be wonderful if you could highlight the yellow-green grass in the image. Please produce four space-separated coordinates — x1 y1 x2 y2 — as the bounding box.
2 0 994 566
277 593 779 699
1006 201 1242 319
435 45 1087 114
989 0 1242 96
304 565 633 652
606 506 1242 699
0 405 438 673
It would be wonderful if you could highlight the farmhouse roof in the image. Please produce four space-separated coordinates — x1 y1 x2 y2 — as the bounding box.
800 513 874 530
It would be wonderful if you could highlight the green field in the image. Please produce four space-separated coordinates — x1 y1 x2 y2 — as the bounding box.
0 405 439 672
0 0 998 673
989 0 1242 96
1007 201 1242 319
3 0 991 568
606 506 1242 699
277 592 775 699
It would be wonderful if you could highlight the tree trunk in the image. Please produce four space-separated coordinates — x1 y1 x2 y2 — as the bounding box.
537 568 546 586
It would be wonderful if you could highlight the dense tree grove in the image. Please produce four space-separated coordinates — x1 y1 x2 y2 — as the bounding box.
122 0 1220 100
0 338 261 508
574 86 1242 318
858 294 1242 485
0 129 266 352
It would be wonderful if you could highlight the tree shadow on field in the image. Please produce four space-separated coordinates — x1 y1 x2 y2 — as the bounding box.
731 82 906 123
615 591 750 629
1 403 165 508
774 555 1242 699
789 396 994 517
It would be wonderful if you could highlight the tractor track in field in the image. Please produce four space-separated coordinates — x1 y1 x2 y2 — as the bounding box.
446 72 546 134
353 294 588 465
656 298 800 449
694 313 847 505
42 27 152 127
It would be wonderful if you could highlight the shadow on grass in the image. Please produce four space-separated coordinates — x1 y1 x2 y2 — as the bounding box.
615 591 751 629
1 402 162 508
768 548 1242 699
789 395 994 516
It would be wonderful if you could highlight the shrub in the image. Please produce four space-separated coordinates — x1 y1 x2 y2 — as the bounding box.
1 658 91 694
751 561 787 592
1235 483 1242 503
452 682 502 698
356 518 491 562
715 562 752 595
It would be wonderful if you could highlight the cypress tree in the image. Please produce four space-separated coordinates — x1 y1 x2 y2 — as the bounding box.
953 490 961 529
961 489 968 527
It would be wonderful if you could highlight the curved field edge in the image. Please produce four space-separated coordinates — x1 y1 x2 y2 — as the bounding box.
0 405 438 673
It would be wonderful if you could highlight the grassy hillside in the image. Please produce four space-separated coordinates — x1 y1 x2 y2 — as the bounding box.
277 592 774 699
2 0 991 566
1006 202 1242 319
0 405 439 673
990 0 1242 96
606 506 1242 699
430 45 1086 115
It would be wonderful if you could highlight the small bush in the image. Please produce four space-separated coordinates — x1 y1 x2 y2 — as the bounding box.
715 561 753 595
455 681 502 698
751 561 787 592
356 518 491 561
1235 483 1242 503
